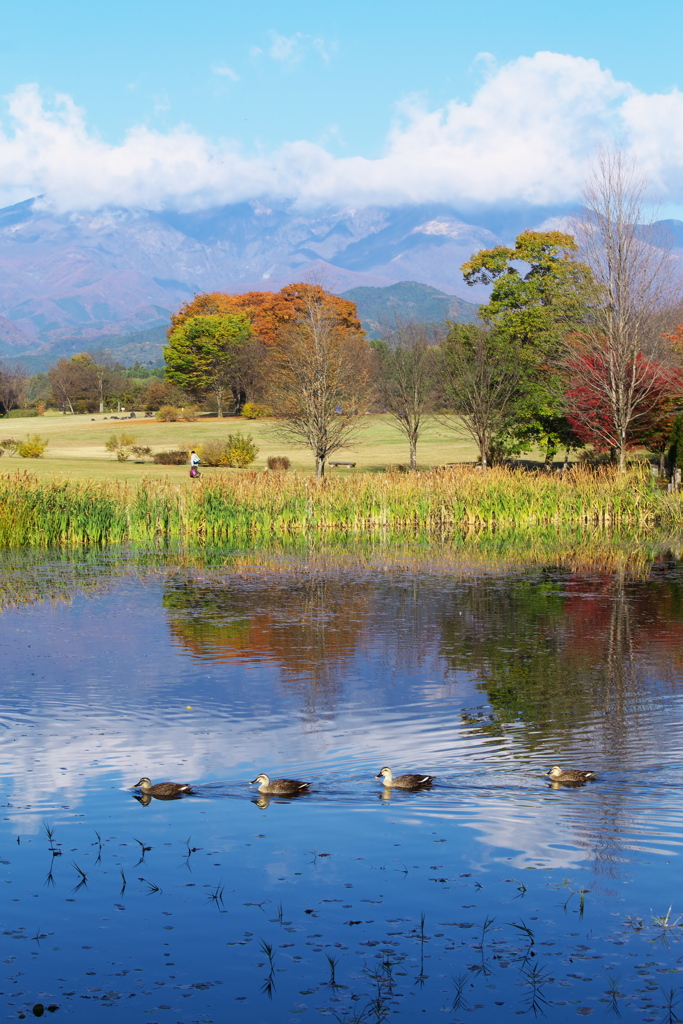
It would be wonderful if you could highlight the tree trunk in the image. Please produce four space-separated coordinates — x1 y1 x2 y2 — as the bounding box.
618 435 627 472
409 437 417 471
316 456 325 478
99 399 104 414
216 387 223 419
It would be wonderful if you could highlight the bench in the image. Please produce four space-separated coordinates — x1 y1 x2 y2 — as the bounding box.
328 461 356 468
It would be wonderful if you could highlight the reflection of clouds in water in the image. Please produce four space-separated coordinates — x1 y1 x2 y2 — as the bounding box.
5 561 683 869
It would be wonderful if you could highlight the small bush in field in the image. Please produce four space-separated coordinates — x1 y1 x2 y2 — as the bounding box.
241 402 270 419
198 433 258 468
196 439 229 467
153 449 189 465
156 404 181 422
182 405 200 422
578 448 612 468
267 455 291 471
105 433 137 461
130 445 153 462
227 432 258 467
17 434 48 458
0 438 19 456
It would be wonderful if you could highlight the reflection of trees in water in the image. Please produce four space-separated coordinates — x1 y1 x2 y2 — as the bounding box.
163 576 371 717
440 564 683 739
439 561 683 876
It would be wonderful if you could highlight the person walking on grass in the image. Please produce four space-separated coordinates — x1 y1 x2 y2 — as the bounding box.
189 450 201 479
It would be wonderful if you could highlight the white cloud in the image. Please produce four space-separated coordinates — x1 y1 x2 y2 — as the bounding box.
267 30 331 67
269 31 302 63
3 53 683 213
212 65 240 81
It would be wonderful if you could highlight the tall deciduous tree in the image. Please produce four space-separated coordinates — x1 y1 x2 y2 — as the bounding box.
568 148 683 470
71 352 124 414
48 357 83 414
268 297 373 477
440 323 525 467
170 283 362 345
461 231 594 459
0 362 27 414
373 324 440 470
566 352 681 468
164 313 252 417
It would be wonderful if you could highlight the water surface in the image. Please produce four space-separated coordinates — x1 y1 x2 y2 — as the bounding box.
2 543 683 1021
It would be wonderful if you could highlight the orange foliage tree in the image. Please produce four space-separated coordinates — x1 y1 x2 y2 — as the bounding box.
170 283 363 346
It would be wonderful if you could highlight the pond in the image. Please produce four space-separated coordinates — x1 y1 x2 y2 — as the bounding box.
2 541 683 1022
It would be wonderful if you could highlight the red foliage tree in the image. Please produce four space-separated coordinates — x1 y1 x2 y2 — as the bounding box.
169 283 363 345
566 352 683 458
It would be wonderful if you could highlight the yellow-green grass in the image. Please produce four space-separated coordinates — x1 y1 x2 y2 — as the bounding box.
0 411 477 481
0 464 679 547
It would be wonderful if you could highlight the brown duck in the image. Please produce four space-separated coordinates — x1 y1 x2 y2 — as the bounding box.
544 766 596 783
132 777 194 798
250 773 311 795
375 766 434 790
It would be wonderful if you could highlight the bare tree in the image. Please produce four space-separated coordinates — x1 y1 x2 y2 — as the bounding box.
374 323 441 470
268 298 374 477
440 323 525 467
569 148 683 470
0 361 27 414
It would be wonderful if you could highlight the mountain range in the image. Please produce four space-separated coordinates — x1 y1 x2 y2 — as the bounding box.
0 198 523 359
1 196 676 366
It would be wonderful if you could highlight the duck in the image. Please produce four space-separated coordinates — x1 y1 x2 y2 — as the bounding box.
250 773 311 795
132 777 194 798
544 766 596 783
375 766 434 789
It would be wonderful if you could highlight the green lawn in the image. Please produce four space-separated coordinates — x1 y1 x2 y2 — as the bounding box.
0 411 479 481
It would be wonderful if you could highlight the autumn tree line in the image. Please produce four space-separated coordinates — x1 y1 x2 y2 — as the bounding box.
3 151 683 477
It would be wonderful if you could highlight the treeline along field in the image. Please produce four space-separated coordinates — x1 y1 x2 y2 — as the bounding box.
1 465 681 547
5 155 683 482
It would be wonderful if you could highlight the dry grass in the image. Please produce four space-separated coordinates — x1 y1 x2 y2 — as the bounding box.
0 464 678 547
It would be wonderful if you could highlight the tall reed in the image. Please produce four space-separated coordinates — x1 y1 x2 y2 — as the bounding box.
0 465 680 547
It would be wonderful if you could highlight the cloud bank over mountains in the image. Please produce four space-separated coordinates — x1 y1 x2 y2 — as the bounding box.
2 52 683 213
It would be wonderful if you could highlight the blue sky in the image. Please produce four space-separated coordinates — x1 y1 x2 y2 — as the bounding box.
1 0 683 211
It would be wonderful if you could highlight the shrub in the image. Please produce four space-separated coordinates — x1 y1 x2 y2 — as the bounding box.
226 432 259 467
578 448 612 468
130 445 153 462
156 405 181 422
242 402 270 419
0 438 19 456
267 455 291 471
153 449 189 465
5 409 38 418
198 432 259 468
182 405 200 422
105 433 137 461
197 439 230 467
17 434 48 458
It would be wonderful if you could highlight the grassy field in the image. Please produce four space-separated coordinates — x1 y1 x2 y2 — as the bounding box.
0 410 477 481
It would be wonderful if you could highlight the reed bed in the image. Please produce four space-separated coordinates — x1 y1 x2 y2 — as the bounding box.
1 465 681 547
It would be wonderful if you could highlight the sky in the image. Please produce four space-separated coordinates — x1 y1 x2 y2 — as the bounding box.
1 0 683 213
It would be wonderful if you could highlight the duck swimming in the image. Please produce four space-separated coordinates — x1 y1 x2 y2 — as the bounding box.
250 773 311 795
544 766 596 783
132 777 194 798
375 766 434 789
